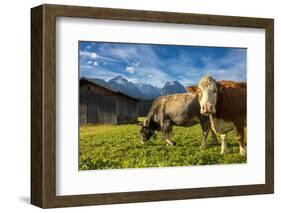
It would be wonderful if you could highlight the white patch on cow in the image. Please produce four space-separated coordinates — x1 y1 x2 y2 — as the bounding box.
200 90 215 104
198 76 217 114
220 134 228 155
209 115 234 134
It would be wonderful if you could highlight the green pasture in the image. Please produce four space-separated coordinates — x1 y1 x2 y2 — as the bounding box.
79 118 246 170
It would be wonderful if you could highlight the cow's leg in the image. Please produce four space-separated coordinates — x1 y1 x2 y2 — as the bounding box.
210 129 218 144
199 119 210 149
235 122 246 156
220 134 228 155
200 126 209 149
164 127 174 146
160 120 174 146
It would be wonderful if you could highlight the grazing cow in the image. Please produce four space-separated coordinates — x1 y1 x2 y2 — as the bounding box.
139 93 218 147
187 76 246 156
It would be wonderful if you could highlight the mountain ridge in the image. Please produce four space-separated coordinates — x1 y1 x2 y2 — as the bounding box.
86 76 186 99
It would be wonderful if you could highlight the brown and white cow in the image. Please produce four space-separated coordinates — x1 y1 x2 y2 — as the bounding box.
187 76 246 156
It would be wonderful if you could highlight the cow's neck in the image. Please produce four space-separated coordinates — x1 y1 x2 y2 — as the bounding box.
213 89 234 122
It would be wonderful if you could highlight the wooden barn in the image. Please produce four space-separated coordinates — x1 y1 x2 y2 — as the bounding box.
80 78 139 124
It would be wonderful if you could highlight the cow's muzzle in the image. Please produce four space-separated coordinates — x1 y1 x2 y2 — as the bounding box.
201 103 216 115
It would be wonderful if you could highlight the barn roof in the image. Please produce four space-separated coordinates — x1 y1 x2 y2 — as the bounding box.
80 77 139 102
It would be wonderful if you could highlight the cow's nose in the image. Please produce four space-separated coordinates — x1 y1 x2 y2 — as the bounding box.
202 104 207 113
202 105 207 112
207 104 216 113
202 104 215 114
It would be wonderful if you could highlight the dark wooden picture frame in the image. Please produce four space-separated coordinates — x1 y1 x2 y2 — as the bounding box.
31 4 274 208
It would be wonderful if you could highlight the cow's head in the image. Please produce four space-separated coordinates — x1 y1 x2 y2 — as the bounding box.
138 119 155 144
197 76 218 115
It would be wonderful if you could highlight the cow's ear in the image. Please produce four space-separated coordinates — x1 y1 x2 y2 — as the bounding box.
187 86 198 93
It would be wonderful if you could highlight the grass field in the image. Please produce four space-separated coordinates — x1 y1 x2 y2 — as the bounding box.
79 118 246 170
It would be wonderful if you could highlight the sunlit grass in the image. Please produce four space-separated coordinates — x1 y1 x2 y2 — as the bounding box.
79 118 247 170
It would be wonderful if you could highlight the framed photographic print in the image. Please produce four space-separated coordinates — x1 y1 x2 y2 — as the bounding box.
31 4 274 208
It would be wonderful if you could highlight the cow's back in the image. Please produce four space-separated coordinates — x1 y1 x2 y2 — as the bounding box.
152 93 201 126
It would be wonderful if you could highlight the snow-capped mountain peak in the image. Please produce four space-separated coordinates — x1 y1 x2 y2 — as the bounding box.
161 80 186 96
109 75 128 84
86 76 186 99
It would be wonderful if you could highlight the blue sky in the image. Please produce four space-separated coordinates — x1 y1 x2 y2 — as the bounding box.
79 41 246 88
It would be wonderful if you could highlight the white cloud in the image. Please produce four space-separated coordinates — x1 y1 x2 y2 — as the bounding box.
105 46 138 63
99 44 160 68
85 43 96 50
126 66 135 73
90 52 97 59
80 50 97 59
80 42 246 88
87 61 92 64
132 61 140 66
80 50 119 62
80 65 119 80
134 67 171 87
